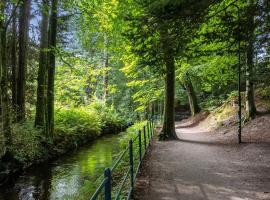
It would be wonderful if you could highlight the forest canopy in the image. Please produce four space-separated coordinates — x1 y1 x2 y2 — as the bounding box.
0 0 269 158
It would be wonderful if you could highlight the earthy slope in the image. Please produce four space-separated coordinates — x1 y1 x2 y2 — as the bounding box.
134 95 270 200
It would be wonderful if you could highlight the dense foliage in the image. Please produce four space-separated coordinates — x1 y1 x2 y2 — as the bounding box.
0 0 269 167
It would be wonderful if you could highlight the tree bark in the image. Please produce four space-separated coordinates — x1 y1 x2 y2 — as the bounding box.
35 0 49 129
103 51 109 100
0 1 12 147
47 0 58 136
160 30 177 140
17 0 31 122
11 10 17 110
103 35 109 101
245 0 257 119
183 74 200 116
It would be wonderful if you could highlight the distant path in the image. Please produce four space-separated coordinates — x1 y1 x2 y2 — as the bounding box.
134 121 270 200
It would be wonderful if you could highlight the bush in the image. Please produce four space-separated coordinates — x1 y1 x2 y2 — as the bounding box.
55 107 102 137
6 101 130 167
201 91 238 111
55 100 129 137
119 121 147 148
9 121 47 165
201 97 223 111
257 87 270 100
86 101 128 133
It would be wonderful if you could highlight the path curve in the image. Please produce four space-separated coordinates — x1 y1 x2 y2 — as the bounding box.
134 121 270 200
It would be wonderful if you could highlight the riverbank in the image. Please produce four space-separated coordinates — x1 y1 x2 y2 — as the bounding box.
0 104 131 187
0 134 123 200
0 124 126 187
0 121 149 200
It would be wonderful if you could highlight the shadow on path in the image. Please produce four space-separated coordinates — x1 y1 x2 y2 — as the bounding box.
134 121 270 200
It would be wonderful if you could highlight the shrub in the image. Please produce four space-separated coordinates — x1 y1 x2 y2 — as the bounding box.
119 121 147 148
55 107 102 137
9 121 46 165
257 87 270 100
86 101 128 133
6 101 130 167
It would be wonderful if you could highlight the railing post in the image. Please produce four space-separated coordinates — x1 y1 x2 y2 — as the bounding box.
104 168 112 200
143 125 147 151
139 130 142 164
129 140 134 197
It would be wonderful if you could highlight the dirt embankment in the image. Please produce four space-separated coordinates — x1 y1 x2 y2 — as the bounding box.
134 95 270 200
179 93 270 143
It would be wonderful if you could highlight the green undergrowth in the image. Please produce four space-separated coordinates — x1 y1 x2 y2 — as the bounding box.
5 101 130 168
9 121 47 165
111 120 150 199
256 87 270 111
62 121 150 199
200 87 270 130
201 91 239 111
119 120 148 147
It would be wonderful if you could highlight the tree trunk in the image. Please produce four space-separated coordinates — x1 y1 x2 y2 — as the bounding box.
0 1 12 148
17 0 31 122
47 0 58 136
183 74 200 116
11 10 17 110
160 30 177 140
35 0 49 129
103 35 109 101
103 52 109 100
245 0 256 119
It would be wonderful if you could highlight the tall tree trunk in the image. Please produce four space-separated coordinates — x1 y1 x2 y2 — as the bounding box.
183 74 200 116
11 10 17 110
246 0 256 119
103 35 109 101
35 0 49 129
17 0 31 122
0 2 3 156
0 1 12 149
47 0 58 136
160 30 177 140
103 53 109 100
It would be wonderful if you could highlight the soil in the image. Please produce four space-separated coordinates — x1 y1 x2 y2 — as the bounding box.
134 115 270 200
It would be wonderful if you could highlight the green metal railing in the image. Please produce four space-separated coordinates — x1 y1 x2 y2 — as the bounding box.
90 120 155 200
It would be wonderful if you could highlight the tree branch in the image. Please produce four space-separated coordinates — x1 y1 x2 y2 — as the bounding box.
4 0 21 29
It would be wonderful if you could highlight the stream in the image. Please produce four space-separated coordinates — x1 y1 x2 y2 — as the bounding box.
0 134 122 200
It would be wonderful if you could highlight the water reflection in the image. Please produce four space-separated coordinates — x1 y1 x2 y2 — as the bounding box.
0 134 121 200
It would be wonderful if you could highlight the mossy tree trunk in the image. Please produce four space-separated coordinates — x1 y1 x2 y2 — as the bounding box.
11 10 17 110
160 29 177 140
103 35 109 101
17 0 31 122
0 1 12 149
183 74 200 116
245 0 256 119
35 0 49 131
47 0 58 136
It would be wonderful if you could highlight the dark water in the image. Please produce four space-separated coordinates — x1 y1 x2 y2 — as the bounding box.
0 134 122 200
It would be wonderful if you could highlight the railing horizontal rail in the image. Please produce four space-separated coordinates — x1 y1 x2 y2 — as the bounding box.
127 188 132 200
90 177 108 200
111 145 129 172
115 168 130 200
90 120 156 200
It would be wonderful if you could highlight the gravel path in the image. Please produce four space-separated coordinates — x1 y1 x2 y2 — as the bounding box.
134 121 270 200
